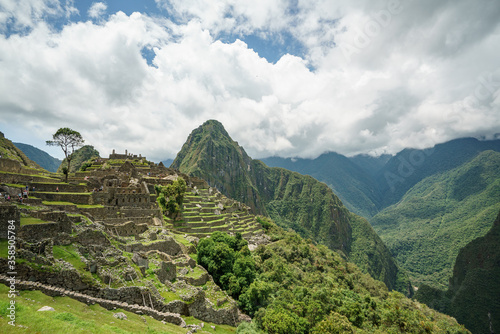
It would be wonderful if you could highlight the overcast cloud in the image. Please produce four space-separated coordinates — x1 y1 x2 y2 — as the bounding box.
0 0 499 161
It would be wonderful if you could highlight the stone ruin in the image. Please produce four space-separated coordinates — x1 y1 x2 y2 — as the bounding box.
0 152 264 328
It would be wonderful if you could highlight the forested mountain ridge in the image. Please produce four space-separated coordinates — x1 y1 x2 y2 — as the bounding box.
263 137 500 218
0 131 41 169
14 142 62 172
261 152 381 218
57 145 100 173
172 120 410 294
376 137 500 209
371 150 500 288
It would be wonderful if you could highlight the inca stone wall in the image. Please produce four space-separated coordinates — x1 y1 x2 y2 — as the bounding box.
0 204 20 238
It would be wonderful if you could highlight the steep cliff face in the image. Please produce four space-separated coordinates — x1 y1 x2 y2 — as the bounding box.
172 120 410 294
448 211 500 334
415 211 500 334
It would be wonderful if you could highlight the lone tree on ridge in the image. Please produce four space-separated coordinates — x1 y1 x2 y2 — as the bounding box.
46 128 84 182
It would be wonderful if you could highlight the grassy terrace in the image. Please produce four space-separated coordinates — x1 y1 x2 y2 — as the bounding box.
42 201 104 209
37 191 91 195
20 216 53 226
0 170 60 180
0 285 193 334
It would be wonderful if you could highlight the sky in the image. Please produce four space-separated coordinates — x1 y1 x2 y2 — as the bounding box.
0 0 499 162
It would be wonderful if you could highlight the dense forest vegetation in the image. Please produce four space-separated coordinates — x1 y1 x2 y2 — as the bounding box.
197 218 468 334
371 151 500 288
414 211 500 334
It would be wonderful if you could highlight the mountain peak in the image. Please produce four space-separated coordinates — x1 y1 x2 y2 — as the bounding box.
172 120 250 182
190 119 232 143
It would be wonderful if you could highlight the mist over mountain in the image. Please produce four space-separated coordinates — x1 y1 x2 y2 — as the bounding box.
160 158 174 167
263 137 500 218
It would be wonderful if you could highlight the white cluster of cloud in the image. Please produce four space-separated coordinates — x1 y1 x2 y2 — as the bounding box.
88 2 107 19
0 0 499 161
0 0 77 30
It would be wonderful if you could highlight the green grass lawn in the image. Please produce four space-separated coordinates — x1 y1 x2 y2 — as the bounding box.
0 284 188 334
0 170 59 180
20 217 52 226
0 239 8 258
38 192 91 195
52 245 86 271
42 201 76 206
41 201 103 209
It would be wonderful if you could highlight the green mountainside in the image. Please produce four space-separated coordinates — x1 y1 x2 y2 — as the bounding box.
415 210 500 334
375 138 500 209
371 150 500 288
263 138 500 219
172 120 410 294
349 153 392 178
262 153 381 218
57 145 100 173
14 142 62 172
0 131 40 169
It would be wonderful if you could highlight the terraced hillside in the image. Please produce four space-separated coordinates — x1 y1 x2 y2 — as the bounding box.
168 187 264 241
0 154 268 331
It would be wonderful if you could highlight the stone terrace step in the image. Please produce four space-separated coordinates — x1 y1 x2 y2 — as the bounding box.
173 219 227 228
182 214 225 223
30 182 88 193
34 191 92 205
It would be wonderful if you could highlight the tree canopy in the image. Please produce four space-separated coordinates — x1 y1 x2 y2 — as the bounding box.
46 127 84 181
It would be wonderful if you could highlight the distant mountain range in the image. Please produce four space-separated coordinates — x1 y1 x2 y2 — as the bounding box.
262 152 383 218
263 137 500 289
160 158 174 167
262 137 500 218
13 142 62 173
9 124 500 297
